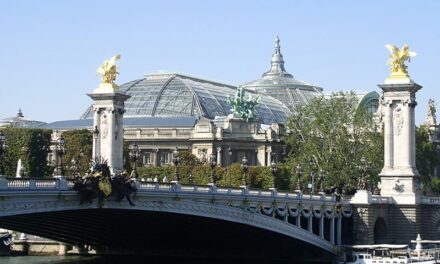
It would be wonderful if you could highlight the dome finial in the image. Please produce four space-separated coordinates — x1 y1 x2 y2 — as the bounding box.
262 36 293 78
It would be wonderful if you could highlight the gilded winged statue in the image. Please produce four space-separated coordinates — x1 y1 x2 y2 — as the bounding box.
96 54 121 84
385 44 416 77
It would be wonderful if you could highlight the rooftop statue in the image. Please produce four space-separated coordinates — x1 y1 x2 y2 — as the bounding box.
96 54 121 85
227 86 261 122
425 98 437 126
385 44 416 78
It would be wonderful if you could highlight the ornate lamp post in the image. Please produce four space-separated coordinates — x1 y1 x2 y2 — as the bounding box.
129 143 140 178
241 156 249 187
308 159 316 194
318 168 325 192
228 147 233 186
54 136 67 176
70 157 80 178
209 153 217 184
358 156 369 191
0 132 6 175
172 148 181 182
270 159 277 189
295 164 302 190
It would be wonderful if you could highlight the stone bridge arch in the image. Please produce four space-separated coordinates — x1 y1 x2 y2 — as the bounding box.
0 184 350 260
373 217 388 244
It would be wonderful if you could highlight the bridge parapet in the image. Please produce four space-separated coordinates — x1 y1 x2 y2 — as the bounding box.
0 176 339 203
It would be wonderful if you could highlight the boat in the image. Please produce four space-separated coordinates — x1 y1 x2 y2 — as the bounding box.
0 230 12 256
342 244 438 264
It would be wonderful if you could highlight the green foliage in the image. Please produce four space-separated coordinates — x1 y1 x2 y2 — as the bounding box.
0 126 52 177
284 91 383 192
61 129 93 177
135 161 276 189
431 178 440 194
416 126 440 191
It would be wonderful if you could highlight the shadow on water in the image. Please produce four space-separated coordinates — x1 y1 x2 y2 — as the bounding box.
1 255 333 264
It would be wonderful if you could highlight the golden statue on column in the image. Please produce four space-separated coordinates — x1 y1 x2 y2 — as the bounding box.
385 44 416 79
94 54 121 93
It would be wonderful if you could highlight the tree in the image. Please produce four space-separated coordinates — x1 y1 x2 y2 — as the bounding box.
416 126 440 192
61 129 93 177
284 92 383 193
0 127 52 177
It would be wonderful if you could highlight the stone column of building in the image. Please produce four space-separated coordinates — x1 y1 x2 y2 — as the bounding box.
266 147 272 167
151 148 158 167
216 147 222 167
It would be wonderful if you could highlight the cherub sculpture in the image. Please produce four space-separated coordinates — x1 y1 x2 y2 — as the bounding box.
385 44 416 78
96 54 121 84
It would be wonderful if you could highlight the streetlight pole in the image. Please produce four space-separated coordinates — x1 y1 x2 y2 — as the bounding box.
54 136 67 176
318 168 325 193
228 147 232 187
209 153 217 184
358 156 369 191
70 157 80 178
129 143 140 178
241 156 248 187
295 164 302 191
172 148 181 182
0 132 6 176
270 159 277 190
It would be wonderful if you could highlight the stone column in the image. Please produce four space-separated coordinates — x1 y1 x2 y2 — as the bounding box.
88 93 130 173
382 101 393 173
216 147 222 167
378 80 422 204
266 147 272 167
308 215 313 233
152 148 158 167
296 215 301 228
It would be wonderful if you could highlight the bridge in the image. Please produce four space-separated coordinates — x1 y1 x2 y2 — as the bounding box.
0 176 351 260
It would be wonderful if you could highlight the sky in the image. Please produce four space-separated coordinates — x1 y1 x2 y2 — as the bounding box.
0 0 439 124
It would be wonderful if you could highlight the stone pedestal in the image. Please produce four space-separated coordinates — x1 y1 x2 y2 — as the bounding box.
88 92 130 173
351 190 372 204
378 79 422 204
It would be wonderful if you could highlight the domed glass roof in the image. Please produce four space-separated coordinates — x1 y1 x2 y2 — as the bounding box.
241 36 323 112
81 73 292 125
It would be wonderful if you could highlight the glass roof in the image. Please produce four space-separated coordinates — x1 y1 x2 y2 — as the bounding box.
81 73 292 125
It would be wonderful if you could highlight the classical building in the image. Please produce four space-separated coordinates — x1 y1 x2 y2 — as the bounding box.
0 109 46 128
4 36 379 168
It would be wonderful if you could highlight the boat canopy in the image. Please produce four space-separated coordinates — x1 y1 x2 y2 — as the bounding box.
345 244 408 249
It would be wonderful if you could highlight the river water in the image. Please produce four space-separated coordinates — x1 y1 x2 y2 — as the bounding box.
0 256 331 264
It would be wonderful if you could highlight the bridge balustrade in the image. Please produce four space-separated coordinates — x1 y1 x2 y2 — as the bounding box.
0 177 339 202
